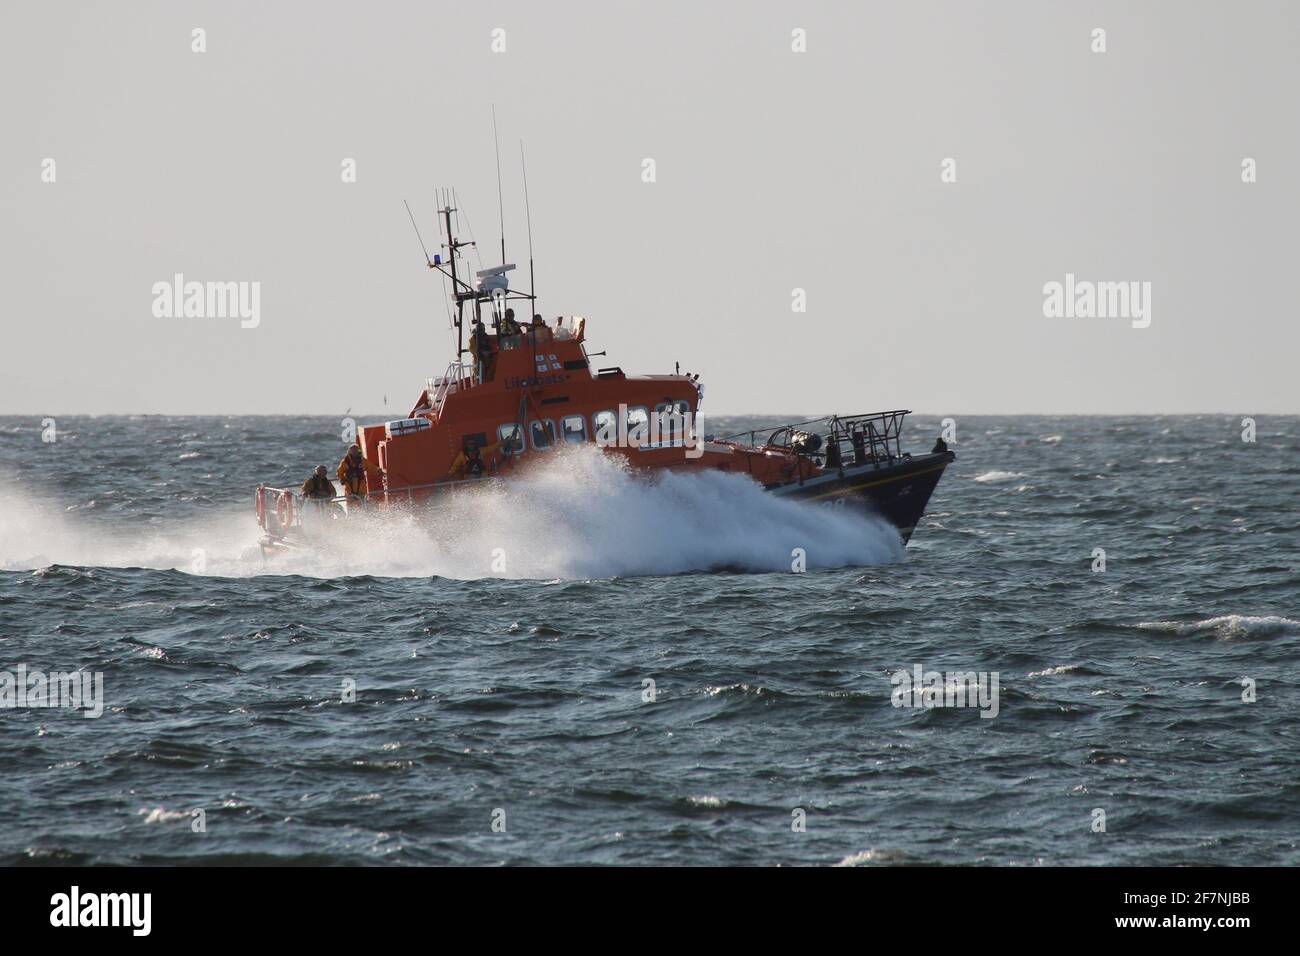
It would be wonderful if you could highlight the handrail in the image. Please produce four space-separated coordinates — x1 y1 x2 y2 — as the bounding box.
717 415 832 444
823 411 911 466
712 408 915 463
431 360 471 415
257 467 491 534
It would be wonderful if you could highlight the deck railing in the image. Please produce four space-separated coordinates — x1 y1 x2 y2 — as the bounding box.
719 410 913 469
257 471 497 536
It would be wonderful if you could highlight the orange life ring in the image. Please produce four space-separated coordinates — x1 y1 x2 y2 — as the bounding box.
255 486 265 528
275 491 293 530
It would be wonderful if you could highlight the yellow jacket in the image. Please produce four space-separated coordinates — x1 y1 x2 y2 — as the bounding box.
447 440 504 479
337 452 366 495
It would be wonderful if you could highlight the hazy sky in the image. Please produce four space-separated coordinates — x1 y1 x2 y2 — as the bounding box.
2 0 1297 415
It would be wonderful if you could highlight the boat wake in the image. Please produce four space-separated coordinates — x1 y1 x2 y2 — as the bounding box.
0 447 903 580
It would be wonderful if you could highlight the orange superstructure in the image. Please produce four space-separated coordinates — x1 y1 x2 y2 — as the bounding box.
362 313 713 497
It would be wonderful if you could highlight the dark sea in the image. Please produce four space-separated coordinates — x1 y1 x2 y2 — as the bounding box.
1 414 1296 866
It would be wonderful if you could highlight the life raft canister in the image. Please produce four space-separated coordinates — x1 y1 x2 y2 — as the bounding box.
255 485 266 529
275 491 294 530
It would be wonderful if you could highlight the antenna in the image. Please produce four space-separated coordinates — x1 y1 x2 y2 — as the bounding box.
492 105 506 266
404 200 433 266
520 140 536 309
453 187 484 273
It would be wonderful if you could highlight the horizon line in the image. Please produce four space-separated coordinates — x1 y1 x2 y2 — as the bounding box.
2 409 1296 419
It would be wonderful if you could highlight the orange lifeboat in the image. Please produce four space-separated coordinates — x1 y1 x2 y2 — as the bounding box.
254 203 954 552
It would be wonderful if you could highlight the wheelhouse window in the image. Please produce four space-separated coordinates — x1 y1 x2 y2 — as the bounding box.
625 405 649 444
530 419 556 450
561 415 587 444
654 400 690 443
593 409 618 446
498 423 524 453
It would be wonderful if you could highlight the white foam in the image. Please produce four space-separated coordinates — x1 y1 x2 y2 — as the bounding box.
0 446 903 580
971 470 1025 483
1137 615 1300 640
1027 664 1082 677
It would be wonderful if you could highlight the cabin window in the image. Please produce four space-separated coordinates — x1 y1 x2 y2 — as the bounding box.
656 400 690 416
561 415 587 444
593 409 618 446
530 419 556 450
498 423 525 453
625 405 649 444
654 401 690 443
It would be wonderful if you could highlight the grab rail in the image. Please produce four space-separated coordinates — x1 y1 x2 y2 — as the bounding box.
718 410 913 468
431 361 471 415
256 469 498 535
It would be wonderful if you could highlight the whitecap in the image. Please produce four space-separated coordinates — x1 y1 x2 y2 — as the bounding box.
139 807 189 824
687 795 724 808
835 847 910 866
1027 664 1081 677
1137 615 1300 640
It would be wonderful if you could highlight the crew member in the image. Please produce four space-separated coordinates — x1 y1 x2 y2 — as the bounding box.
337 444 367 497
301 465 335 499
932 436 948 454
470 317 493 379
851 428 868 464
447 436 504 480
499 308 520 335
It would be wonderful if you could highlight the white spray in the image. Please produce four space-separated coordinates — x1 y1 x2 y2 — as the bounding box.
0 447 902 580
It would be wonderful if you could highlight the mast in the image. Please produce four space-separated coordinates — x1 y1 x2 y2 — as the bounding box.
420 173 527 381
432 201 476 364
492 105 506 268
443 204 462 358
521 140 536 312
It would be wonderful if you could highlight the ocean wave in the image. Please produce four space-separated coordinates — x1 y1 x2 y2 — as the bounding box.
835 847 915 866
970 470 1025 483
1027 664 1084 677
686 795 725 808
1136 615 1300 640
139 807 191 825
